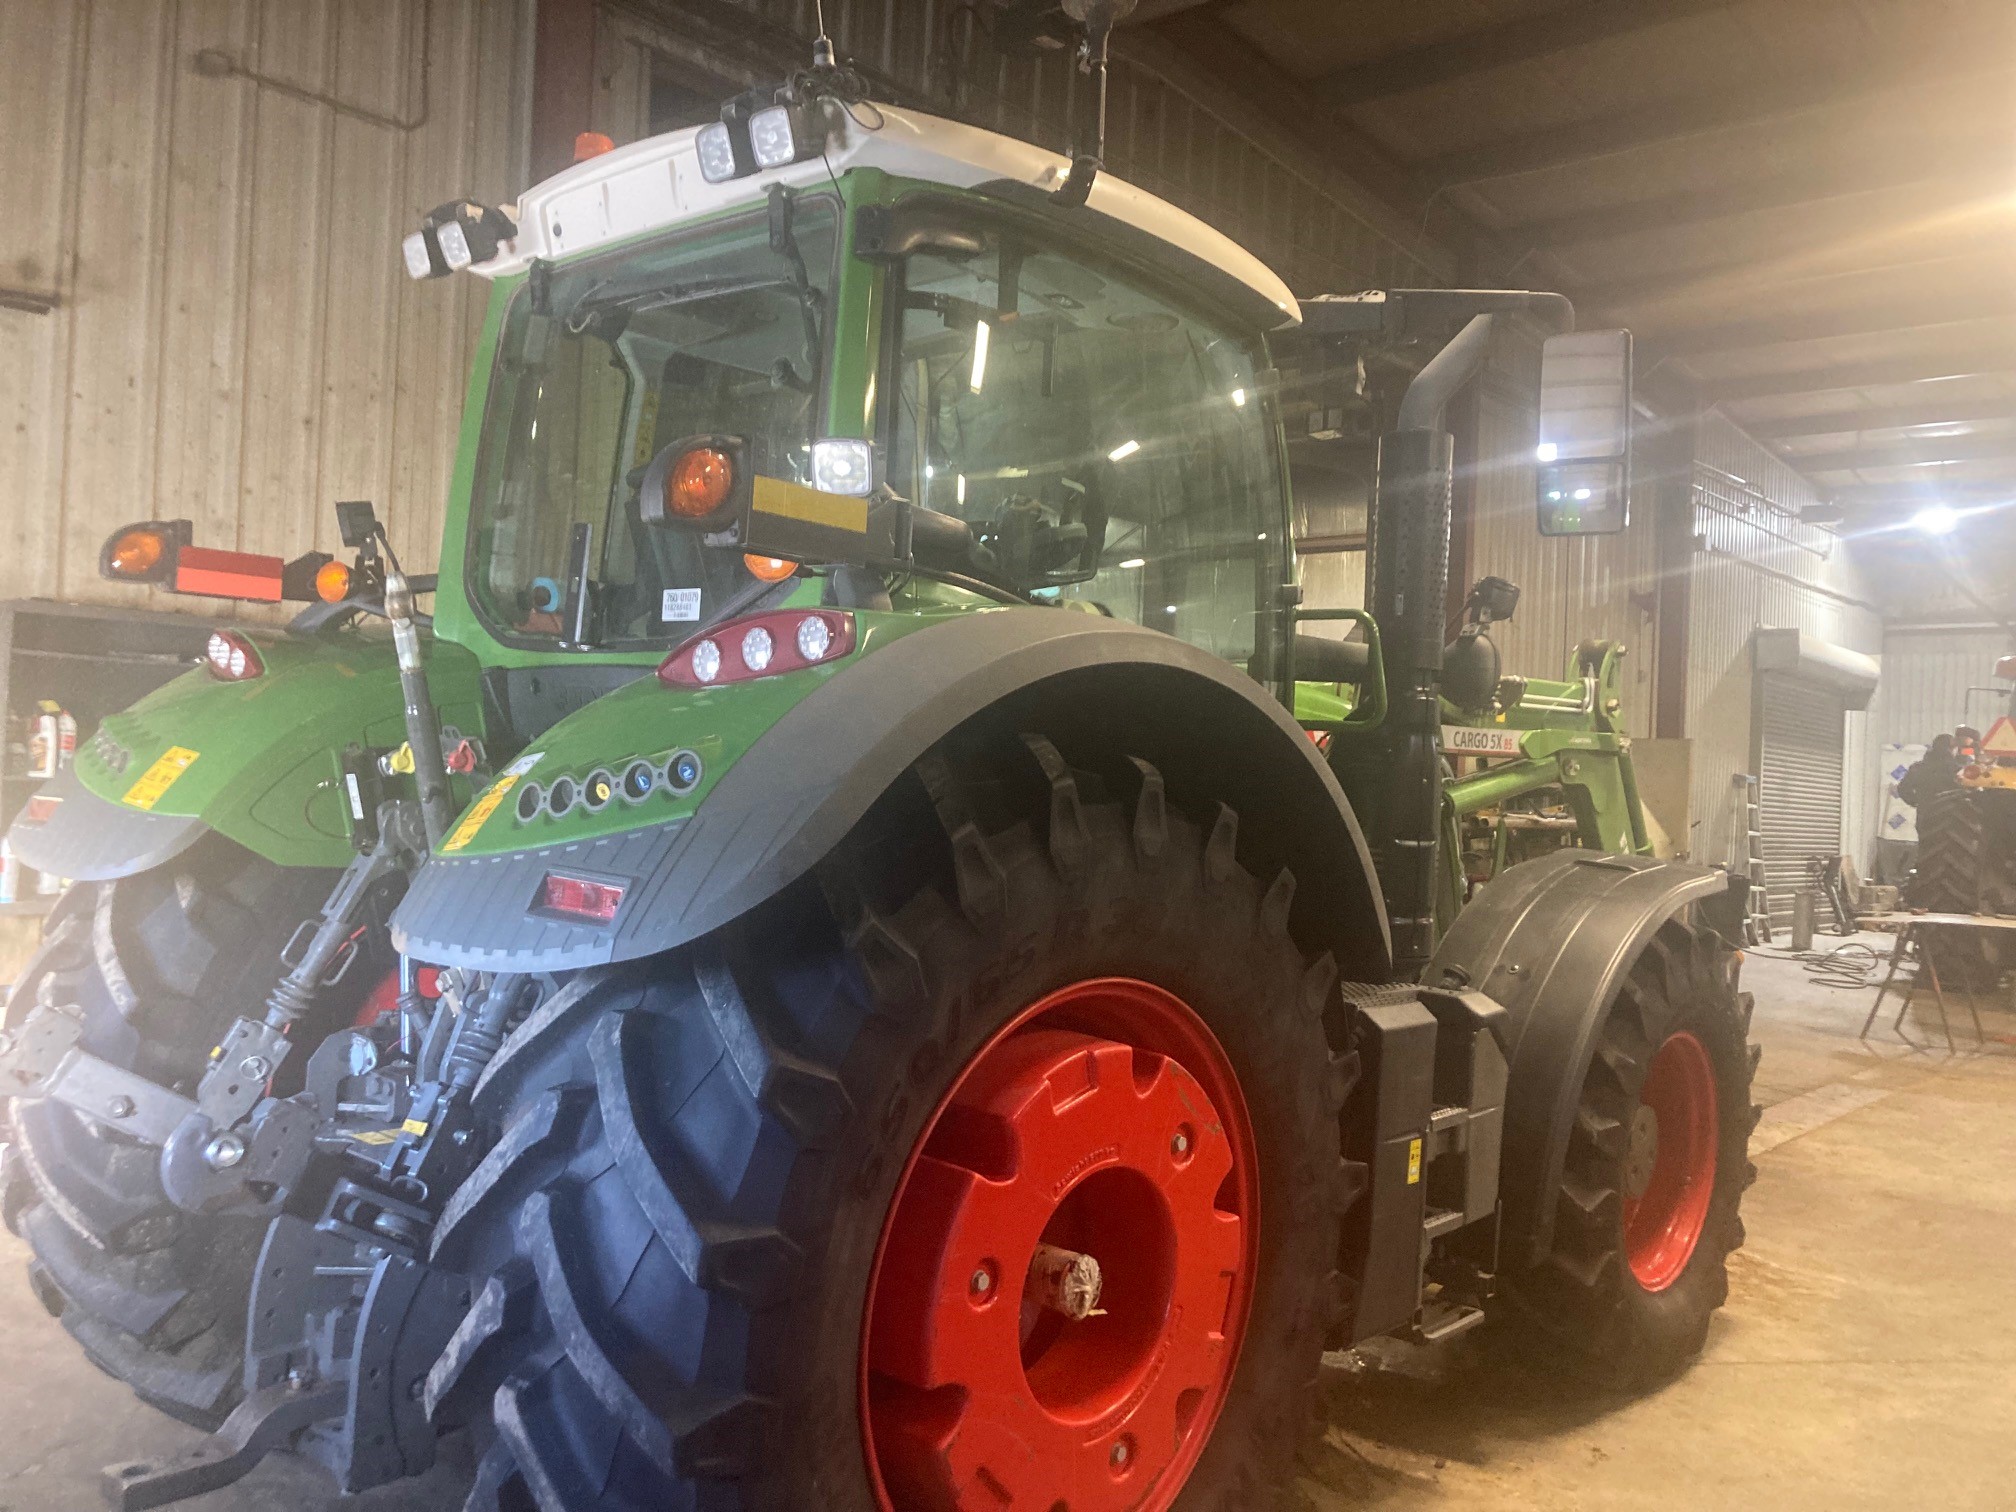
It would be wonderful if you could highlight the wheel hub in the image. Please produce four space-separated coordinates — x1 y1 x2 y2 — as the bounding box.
1624 1105 1660 1199
863 979 1256 1512
1621 1030 1719 1292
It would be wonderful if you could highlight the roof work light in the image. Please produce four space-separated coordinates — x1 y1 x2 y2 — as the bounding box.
402 201 518 281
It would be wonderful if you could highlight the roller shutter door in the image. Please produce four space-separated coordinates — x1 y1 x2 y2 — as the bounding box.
1757 673 1846 928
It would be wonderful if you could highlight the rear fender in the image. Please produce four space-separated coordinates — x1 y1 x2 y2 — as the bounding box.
393 609 1392 981
8 633 483 879
1427 849 1734 1268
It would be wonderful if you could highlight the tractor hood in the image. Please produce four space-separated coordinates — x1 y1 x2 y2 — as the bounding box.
10 628 483 877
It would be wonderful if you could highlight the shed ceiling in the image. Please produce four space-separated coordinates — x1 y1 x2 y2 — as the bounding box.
1134 0 2015 561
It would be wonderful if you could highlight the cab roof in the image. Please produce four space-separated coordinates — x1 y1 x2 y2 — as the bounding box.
477 102 1301 329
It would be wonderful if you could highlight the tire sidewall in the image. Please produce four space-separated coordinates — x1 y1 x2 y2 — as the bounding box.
1615 959 1750 1362
764 809 1340 1509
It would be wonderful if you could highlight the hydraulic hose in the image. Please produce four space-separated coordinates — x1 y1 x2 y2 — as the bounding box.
385 565 454 849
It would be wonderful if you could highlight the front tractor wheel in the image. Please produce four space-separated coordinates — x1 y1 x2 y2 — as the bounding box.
425 738 1356 1511
1500 920 1756 1389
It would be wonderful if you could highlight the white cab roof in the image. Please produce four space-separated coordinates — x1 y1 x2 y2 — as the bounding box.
478 103 1301 328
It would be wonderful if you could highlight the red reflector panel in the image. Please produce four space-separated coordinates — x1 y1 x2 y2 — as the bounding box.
175 546 285 602
537 873 626 924
23 794 62 825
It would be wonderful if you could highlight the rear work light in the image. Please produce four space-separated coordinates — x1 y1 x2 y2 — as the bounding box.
537 872 626 924
204 630 265 681
657 610 855 689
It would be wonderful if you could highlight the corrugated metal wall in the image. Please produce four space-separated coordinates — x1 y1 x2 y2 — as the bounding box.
0 0 533 614
1684 410 1883 870
1461 332 1664 735
1867 625 2016 751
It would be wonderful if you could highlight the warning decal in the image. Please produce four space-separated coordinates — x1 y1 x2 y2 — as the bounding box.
122 746 200 811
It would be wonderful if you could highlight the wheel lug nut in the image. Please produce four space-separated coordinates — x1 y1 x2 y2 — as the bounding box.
1171 1124 1193 1159
1111 1437 1132 1469
969 1262 996 1298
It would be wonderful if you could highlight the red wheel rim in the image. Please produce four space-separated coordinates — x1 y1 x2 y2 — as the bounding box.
1622 1031 1719 1292
861 978 1259 1511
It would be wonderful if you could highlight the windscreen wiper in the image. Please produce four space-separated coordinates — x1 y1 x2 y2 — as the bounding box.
565 273 804 330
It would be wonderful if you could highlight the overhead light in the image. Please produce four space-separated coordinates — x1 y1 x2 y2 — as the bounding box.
970 319 990 393
1108 439 1141 462
1913 504 1959 536
1118 557 1146 569
1536 442 1559 462
1231 387 1247 407
956 474 967 505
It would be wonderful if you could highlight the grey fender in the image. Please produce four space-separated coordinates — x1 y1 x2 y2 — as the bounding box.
393 609 1392 980
7 765 208 882
1426 848 1732 1270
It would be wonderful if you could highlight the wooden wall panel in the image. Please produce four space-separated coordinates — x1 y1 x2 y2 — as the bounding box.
0 3 86 601
0 0 531 616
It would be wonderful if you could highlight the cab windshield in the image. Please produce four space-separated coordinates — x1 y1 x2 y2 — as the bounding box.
467 198 838 647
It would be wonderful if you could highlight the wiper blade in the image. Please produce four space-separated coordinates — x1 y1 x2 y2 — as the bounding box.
565 274 801 328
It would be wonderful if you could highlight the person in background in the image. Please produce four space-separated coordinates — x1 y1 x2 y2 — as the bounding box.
1897 732 1959 809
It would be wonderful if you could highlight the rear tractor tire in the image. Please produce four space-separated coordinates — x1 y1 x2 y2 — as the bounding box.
1 838 376 1428
423 735 1360 1511
1498 918 1757 1390
1910 789 2016 993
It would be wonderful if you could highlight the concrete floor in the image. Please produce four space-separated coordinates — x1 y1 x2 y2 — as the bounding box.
3 933 2013 1511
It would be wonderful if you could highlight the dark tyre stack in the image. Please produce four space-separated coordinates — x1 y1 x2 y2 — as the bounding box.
422 734 1358 1511
1 839 351 1428
1497 918 1757 1390
1910 789 2016 992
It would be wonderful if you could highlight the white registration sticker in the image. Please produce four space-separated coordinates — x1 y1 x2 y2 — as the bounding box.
1441 725 1525 758
662 588 703 622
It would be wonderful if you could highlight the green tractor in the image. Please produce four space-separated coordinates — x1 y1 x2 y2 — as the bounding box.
3 24 1755 1512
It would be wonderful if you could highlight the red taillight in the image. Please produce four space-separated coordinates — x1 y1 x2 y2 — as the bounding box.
538 873 626 923
204 630 265 681
656 610 856 689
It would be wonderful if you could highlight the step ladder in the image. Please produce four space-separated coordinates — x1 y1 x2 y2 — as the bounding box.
1728 773 1771 945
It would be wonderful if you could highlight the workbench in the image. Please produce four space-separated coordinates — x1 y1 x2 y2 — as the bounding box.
1857 912 2016 1052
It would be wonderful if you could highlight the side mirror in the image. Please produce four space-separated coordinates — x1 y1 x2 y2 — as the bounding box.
1536 328 1632 536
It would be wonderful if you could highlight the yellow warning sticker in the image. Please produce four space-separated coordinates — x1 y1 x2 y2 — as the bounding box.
441 774 519 853
1406 1136 1423 1185
122 746 200 811
752 474 869 534
401 1118 430 1137
349 1129 401 1146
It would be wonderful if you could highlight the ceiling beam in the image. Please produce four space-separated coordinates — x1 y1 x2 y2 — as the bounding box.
1701 351 2016 404
1321 0 1737 106
1126 0 1224 22
1414 50 2011 187
1789 433 2016 474
1507 159 1996 249
1827 479 2013 505
1576 244 2011 318
1129 14 1467 271
1651 290 2016 359
1743 396 2016 442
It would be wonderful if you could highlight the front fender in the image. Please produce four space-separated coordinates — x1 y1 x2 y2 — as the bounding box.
1427 849 1731 1269
9 631 483 878
393 609 1391 980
